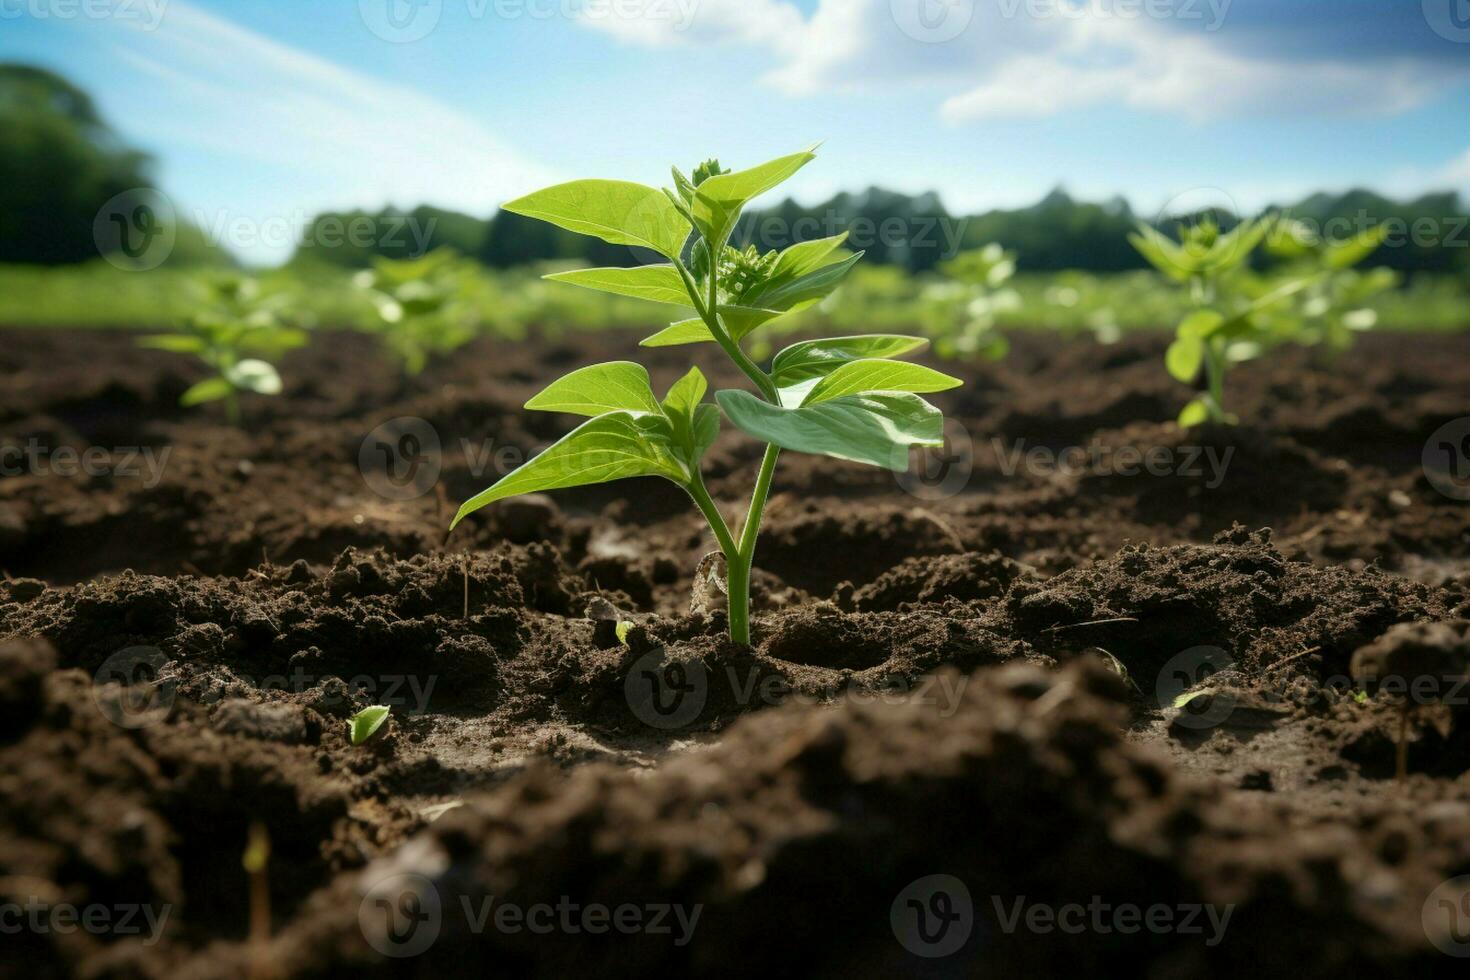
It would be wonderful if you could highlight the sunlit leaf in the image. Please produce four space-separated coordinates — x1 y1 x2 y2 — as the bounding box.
716 389 942 471
524 361 661 417
503 180 691 260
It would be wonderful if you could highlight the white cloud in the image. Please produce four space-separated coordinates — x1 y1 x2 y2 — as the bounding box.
578 0 1461 122
88 1 554 262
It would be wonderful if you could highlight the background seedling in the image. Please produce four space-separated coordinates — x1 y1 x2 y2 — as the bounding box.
450 147 962 645
1351 621 1470 783
1262 219 1397 352
138 274 307 424
924 243 1018 361
1131 215 1313 427
355 249 489 375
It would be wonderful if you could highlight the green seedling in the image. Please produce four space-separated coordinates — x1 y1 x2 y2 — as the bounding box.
355 249 484 374
450 147 961 645
1131 215 1312 426
1263 220 1397 351
139 275 307 424
349 704 391 745
615 620 634 646
925 243 1018 361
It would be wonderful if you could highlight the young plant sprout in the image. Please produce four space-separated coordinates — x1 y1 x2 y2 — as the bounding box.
449 147 961 645
349 704 391 746
1130 215 1311 427
924 243 1018 361
355 249 484 375
1263 220 1396 351
1351 620 1470 783
138 275 307 424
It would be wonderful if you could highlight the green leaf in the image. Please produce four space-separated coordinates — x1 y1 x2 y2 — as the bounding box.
662 366 708 418
525 361 661 417
1325 224 1388 270
138 334 207 354
641 318 715 348
716 389 943 471
690 147 816 248
615 621 633 645
502 180 691 260
797 359 962 407
1177 399 1211 428
349 705 391 746
768 233 848 281
224 359 282 395
742 251 862 314
1165 336 1204 383
771 335 929 385
179 377 233 406
690 404 721 460
1177 309 1224 339
452 412 687 528
544 265 692 306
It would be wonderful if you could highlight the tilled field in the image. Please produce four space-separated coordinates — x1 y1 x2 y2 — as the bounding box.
3 326 1470 977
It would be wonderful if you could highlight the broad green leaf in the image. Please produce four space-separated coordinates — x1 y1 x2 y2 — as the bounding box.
224 359 282 395
452 412 687 528
662 366 708 418
1177 399 1211 428
350 705 391 746
138 334 206 354
690 403 720 459
1325 224 1388 270
1165 336 1204 383
641 318 715 347
690 147 816 248
1177 309 1224 339
544 265 692 306
771 335 929 385
743 251 863 313
502 180 690 260
1129 225 1192 282
768 233 848 280
180 377 233 406
798 359 962 407
715 389 942 471
525 361 661 417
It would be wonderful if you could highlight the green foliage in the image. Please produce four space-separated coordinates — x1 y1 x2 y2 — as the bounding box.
451 148 956 645
1132 215 1319 426
1262 220 1397 350
349 705 391 746
355 249 488 374
925 244 1018 360
138 274 307 423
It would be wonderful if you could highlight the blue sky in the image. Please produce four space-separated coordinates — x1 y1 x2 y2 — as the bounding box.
4 0 1469 263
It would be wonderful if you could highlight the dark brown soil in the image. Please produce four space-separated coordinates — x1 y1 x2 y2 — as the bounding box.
3 326 1470 978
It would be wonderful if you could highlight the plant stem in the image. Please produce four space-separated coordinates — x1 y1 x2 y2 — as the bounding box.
724 443 781 645
686 469 737 558
1203 340 1227 423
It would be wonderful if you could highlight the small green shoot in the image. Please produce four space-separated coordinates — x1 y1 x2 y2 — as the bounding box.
615 620 634 646
926 243 1017 361
355 249 485 374
138 274 306 424
349 704 391 745
1131 215 1314 427
450 147 962 645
